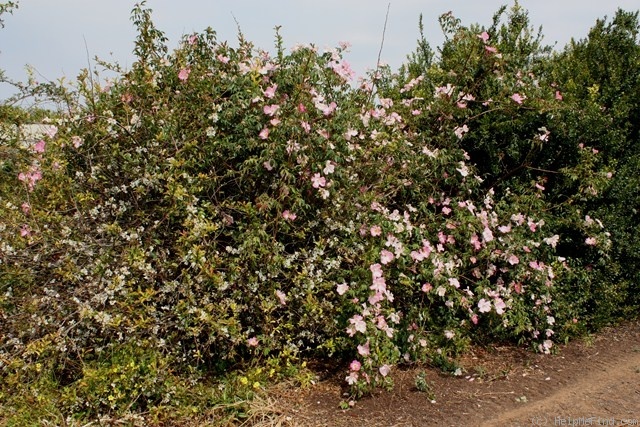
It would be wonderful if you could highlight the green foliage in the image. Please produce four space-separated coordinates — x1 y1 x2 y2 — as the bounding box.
0 1 638 424
549 8 640 316
0 1 17 28
414 370 435 400
396 2 635 336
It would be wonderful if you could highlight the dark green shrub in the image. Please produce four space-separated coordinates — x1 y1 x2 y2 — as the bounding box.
549 9 640 315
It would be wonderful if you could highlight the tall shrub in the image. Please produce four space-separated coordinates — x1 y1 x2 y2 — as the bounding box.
0 2 629 422
549 9 640 316
390 3 617 336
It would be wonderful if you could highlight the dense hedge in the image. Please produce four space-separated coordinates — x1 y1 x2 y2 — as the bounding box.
549 9 640 314
0 2 637 424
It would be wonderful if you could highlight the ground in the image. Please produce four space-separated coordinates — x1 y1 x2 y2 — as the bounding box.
260 319 640 426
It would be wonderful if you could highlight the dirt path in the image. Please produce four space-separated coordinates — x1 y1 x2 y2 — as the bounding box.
269 319 640 426
484 346 640 427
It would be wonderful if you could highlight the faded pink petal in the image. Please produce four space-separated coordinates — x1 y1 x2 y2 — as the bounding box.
498 224 512 233
543 235 560 248
370 276 386 293
321 102 337 116
485 45 498 53
330 60 356 81
478 298 491 313
178 68 191 81
511 93 526 104
20 224 31 237
263 84 278 98
349 315 367 334
33 140 46 153
71 136 83 148
357 341 370 356
370 263 383 279
368 292 384 305
379 364 391 377
323 160 335 175
380 249 394 265
482 227 494 242
529 260 544 271
263 104 280 116
44 125 58 138
494 298 506 315
470 234 482 251
311 173 326 188
454 124 469 139
336 283 349 295
435 84 454 97
345 371 359 385
282 210 297 221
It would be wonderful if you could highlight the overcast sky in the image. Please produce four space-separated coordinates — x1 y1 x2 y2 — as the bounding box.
1 1 638 102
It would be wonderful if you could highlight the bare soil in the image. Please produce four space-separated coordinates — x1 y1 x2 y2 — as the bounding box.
270 319 640 426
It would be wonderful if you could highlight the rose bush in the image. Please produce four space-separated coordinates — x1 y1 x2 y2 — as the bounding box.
0 2 635 424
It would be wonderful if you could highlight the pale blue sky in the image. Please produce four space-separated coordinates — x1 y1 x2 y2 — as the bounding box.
1 1 638 102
